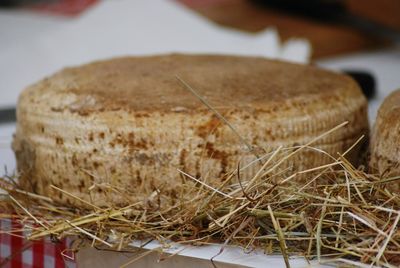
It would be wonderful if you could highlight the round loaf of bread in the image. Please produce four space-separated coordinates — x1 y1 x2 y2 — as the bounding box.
370 89 400 180
13 54 368 206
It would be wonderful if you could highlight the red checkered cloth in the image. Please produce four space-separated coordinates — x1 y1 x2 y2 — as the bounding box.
0 219 76 268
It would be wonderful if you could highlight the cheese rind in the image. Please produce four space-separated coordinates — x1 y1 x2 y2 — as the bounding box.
370 89 400 183
13 54 369 206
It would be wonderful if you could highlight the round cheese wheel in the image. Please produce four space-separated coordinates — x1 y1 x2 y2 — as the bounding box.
370 89 400 180
13 54 368 206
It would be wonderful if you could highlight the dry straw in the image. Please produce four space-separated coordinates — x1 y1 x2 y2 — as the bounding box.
1 128 400 267
1 80 399 267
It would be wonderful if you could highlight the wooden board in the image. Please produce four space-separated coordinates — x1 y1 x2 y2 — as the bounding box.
77 247 246 268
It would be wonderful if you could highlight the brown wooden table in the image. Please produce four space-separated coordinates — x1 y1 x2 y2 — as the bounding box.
179 0 399 59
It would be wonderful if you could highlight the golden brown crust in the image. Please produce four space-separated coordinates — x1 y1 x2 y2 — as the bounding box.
13 54 369 206
370 89 400 178
20 54 362 114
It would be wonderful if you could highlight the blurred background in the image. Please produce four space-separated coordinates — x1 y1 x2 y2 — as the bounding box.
1 0 400 107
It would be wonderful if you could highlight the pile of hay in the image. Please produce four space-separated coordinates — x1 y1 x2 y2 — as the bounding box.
1 125 399 267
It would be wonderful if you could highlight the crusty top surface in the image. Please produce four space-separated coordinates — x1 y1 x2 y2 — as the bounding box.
22 54 362 112
373 89 400 148
377 89 400 118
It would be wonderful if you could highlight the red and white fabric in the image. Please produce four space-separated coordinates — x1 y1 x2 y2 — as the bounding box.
0 219 76 268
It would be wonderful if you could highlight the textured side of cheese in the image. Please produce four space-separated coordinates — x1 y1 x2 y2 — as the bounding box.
13 54 369 206
370 89 400 181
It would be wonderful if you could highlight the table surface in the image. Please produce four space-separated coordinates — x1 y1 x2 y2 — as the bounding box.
180 0 400 59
